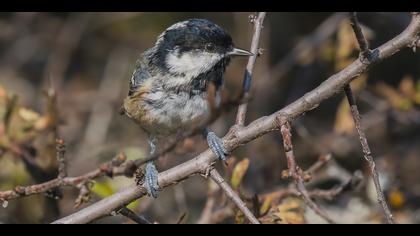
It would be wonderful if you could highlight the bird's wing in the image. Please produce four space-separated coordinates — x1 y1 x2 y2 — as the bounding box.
128 59 152 96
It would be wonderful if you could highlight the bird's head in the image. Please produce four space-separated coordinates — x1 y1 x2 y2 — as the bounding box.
152 19 252 79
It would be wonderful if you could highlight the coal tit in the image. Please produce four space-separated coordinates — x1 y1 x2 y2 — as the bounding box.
122 18 252 198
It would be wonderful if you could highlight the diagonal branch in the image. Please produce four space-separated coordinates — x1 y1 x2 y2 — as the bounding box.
280 123 336 224
208 169 260 224
347 12 395 224
117 207 151 224
52 13 420 224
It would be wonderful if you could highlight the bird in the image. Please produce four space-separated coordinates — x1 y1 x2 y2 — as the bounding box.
122 18 252 198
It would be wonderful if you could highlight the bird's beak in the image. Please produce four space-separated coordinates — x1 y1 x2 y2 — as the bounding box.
227 47 253 57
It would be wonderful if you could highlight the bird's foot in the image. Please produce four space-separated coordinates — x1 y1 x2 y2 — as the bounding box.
145 161 159 198
206 131 229 162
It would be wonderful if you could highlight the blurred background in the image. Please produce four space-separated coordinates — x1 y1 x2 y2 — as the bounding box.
0 12 420 224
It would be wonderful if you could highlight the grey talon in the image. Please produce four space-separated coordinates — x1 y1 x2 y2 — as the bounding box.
145 161 159 198
207 131 228 161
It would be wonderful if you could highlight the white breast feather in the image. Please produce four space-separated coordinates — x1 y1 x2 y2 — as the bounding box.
165 50 223 86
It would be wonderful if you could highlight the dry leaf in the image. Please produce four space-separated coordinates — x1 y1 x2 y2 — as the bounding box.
399 75 416 97
259 197 305 224
335 20 357 70
334 97 354 134
273 198 305 224
18 107 40 123
231 158 250 190
375 82 413 111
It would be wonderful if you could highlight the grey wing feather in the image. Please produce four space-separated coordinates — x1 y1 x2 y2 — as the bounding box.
128 58 152 96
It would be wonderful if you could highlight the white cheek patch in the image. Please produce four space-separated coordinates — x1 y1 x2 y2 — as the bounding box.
165 50 223 80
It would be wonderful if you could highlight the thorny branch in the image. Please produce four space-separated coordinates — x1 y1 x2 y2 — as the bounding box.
280 123 336 224
347 12 395 224
51 13 420 224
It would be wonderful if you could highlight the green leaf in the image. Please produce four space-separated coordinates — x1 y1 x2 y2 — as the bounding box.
92 180 115 197
126 200 139 210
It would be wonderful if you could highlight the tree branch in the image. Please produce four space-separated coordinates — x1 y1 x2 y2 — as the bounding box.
347 12 395 224
349 12 371 59
208 169 260 224
56 139 67 179
118 207 151 224
235 12 266 126
0 153 126 201
280 123 336 224
52 13 420 224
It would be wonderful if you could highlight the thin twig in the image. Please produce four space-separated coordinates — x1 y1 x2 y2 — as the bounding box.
175 212 188 224
52 13 420 224
56 139 67 179
349 12 371 59
280 123 336 224
261 169 363 210
118 207 151 224
306 154 332 175
0 153 126 201
208 169 260 224
235 12 266 126
344 85 395 223
347 12 395 224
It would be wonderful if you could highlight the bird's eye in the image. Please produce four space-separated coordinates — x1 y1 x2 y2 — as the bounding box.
205 43 215 51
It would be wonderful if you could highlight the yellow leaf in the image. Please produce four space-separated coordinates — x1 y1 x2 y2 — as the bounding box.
273 198 305 224
34 116 51 130
375 82 413 111
126 200 140 211
334 98 354 134
18 107 40 123
335 21 357 71
235 210 245 224
399 75 415 97
389 189 405 209
231 158 249 190
92 180 115 197
0 85 6 98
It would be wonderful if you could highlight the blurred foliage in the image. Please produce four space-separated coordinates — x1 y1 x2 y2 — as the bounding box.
0 12 420 224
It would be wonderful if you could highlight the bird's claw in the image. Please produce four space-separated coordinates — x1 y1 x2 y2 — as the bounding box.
145 161 159 198
206 131 228 162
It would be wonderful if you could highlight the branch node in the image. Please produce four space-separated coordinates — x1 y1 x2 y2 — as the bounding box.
257 48 265 57
13 186 26 196
74 181 93 208
249 14 257 24
134 168 145 187
280 123 336 224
